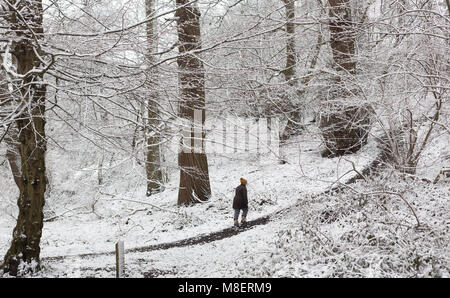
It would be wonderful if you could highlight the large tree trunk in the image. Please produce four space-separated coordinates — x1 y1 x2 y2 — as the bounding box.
175 0 211 205
145 0 164 196
319 0 371 157
1 0 47 276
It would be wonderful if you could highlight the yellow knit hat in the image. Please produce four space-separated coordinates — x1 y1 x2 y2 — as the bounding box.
240 177 247 185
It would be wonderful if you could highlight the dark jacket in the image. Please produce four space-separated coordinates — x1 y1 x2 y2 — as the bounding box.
233 184 248 209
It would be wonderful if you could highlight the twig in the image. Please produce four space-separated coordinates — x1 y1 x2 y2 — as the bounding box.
129 208 148 216
345 158 369 182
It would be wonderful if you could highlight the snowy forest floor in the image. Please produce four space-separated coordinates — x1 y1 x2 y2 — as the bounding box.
0 127 449 277
19 178 450 278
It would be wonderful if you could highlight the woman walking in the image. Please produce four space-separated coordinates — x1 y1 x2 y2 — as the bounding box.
233 177 248 227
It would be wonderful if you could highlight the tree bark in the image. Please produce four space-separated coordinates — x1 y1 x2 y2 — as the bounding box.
1 0 47 276
175 0 211 205
145 0 164 196
327 0 356 74
319 0 371 157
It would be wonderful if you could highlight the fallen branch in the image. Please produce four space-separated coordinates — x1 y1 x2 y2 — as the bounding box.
99 191 182 215
44 206 88 222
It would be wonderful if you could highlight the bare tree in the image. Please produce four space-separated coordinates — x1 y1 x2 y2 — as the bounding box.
278 0 299 164
1 0 49 276
176 0 211 205
279 0 323 163
145 0 164 196
369 0 449 174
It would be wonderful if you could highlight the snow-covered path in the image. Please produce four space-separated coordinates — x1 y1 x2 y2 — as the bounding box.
38 207 292 277
6 131 447 278
36 163 374 278
35 170 450 278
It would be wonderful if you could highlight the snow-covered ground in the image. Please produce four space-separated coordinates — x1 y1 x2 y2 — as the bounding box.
22 176 450 278
0 122 448 277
